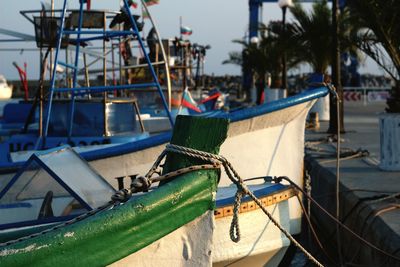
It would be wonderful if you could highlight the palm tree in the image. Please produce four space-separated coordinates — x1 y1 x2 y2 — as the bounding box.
223 22 301 101
347 0 400 112
290 1 332 74
289 0 361 133
290 0 360 76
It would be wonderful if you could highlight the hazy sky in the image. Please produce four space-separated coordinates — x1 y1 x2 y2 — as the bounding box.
0 0 382 80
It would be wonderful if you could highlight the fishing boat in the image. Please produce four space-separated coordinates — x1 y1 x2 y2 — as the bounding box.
0 0 223 159
0 0 330 265
0 115 228 266
84 86 329 267
0 0 177 164
0 85 329 266
0 75 12 100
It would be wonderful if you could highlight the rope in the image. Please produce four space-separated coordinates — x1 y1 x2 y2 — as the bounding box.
0 146 220 247
166 144 324 267
366 192 400 205
319 149 369 163
229 190 244 243
167 144 400 266
279 175 400 263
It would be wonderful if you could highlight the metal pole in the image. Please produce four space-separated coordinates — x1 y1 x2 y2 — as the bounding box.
49 0 54 82
141 0 172 110
281 6 287 90
103 12 108 136
328 0 345 133
179 16 182 40
125 0 174 126
331 0 344 265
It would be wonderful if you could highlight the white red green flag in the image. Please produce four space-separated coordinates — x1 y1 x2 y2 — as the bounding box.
180 26 193 35
144 0 160 6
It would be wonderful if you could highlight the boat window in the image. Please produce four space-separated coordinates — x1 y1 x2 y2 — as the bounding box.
46 100 141 137
47 101 105 137
0 160 87 227
0 146 115 228
34 147 115 209
106 102 138 135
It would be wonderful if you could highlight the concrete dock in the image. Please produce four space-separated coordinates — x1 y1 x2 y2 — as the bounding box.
304 101 400 266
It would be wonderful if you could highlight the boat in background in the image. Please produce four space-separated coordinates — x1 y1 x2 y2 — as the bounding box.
0 85 328 266
0 0 175 164
0 115 228 266
0 75 12 100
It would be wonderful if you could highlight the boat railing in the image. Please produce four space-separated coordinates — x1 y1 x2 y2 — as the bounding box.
21 1 174 148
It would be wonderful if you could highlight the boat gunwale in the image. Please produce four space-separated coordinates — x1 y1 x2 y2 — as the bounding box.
0 86 328 172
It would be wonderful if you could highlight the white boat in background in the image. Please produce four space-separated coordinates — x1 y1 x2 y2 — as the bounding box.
0 75 12 99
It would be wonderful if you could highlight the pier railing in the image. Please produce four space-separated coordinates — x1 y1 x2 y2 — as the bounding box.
343 86 391 105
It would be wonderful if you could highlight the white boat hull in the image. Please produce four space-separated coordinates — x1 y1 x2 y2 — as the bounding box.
0 92 321 266
88 100 315 266
110 212 214 267
213 206 290 267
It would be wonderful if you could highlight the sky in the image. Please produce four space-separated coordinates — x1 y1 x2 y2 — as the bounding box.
0 0 383 80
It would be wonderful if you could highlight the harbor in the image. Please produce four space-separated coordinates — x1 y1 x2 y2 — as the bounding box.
0 0 399 266
303 100 400 266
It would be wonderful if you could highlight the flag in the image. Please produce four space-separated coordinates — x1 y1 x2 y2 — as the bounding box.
180 26 193 36
181 88 201 113
144 0 159 6
201 89 222 111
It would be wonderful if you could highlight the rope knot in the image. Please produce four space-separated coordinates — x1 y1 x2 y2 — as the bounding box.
131 176 152 192
273 176 284 183
111 189 132 202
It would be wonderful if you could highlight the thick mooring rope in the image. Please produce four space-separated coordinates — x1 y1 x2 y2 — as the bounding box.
166 144 325 267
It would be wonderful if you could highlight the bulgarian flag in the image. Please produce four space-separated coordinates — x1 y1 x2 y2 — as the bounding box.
180 26 193 35
181 88 201 113
144 0 160 6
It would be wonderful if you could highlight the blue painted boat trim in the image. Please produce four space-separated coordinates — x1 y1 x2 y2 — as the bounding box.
208 87 329 122
0 87 328 171
216 183 287 207
80 131 173 161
